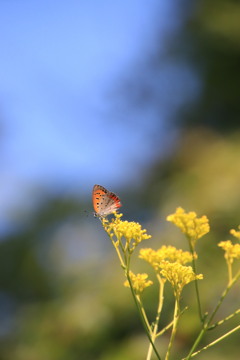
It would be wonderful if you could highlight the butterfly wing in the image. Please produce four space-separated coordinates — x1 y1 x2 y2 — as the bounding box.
92 184 121 217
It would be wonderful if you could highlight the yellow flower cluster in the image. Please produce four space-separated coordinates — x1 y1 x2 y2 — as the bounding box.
160 261 203 299
103 213 151 250
124 271 153 294
102 212 122 239
139 246 196 271
167 207 210 246
218 240 240 264
230 226 240 240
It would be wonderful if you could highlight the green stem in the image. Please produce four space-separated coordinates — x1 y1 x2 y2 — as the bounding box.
188 238 203 322
102 219 161 360
157 307 188 337
137 294 151 332
165 297 180 360
208 308 240 330
125 256 162 360
185 270 240 359
185 327 206 360
157 321 173 337
146 274 165 360
183 325 240 359
119 237 126 254
185 285 229 359
227 259 232 284
208 272 239 326
112 240 126 269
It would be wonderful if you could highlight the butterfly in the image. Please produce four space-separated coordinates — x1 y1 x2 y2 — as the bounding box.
92 184 122 218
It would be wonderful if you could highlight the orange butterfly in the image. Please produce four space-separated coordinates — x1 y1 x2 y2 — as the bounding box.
92 184 122 218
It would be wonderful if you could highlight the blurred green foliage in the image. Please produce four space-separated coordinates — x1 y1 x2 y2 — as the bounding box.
176 0 240 132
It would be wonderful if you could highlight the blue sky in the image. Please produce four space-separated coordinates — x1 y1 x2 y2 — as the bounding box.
0 0 198 231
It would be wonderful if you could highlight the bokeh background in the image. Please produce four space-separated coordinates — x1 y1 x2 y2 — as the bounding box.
0 0 240 359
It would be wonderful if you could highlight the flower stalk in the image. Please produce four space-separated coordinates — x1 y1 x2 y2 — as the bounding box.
165 298 181 360
97 209 240 360
146 274 165 360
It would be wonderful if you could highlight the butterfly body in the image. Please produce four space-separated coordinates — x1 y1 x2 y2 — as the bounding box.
92 184 122 218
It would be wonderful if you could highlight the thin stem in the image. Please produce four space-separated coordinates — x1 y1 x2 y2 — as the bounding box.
183 325 240 359
137 294 151 332
125 256 162 360
118 237 126 254
185 283 230 360
102 219 161 359
208 260 240 326
165 297 180 360
232 268 240 284
208 308 240 330
157 321 173 338
185 269 240 359
111 239 126 269
157 307 188 338
188 238 203 322
227 259 232 284
208 275 238 326
146 274 165 360
185 328 206 360
185 285 230 359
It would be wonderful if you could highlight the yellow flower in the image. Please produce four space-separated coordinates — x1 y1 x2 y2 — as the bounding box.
218 240 240 264
167 207 210 246
139 248 163 271
230 226 240 240
102 212 123 239
157 245 197 265
103 213 151 251
124 271 153 294
160 261 203 299
139 246 196 271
